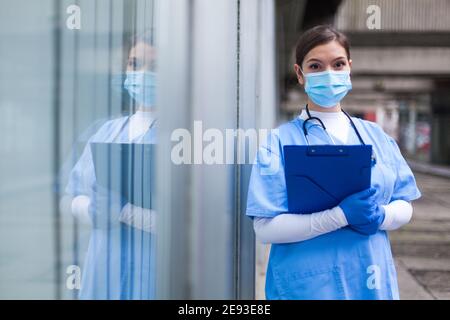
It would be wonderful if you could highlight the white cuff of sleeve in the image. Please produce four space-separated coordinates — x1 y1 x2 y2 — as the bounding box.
330 205 349 227
71 195 92 226
380 200 413 231
119 203 156 233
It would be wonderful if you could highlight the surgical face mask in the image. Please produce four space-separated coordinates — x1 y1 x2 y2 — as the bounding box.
124 71 157 107
302 70 352 108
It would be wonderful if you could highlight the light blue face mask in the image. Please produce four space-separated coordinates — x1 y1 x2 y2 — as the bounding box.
124 71 157 107
303 70 352 108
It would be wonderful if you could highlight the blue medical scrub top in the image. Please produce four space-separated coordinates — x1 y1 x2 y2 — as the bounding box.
66 116 157 300
246 116 421 300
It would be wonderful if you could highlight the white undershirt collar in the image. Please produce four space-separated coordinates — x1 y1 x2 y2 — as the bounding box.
298 109 351 144
128 110 155 141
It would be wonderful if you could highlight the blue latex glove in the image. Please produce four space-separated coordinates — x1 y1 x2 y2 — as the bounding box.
339 187 385 235
349 205 385 235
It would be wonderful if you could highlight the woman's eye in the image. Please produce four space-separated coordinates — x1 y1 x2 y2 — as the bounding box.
128 58 136 69
128 58 144 70
149 60 157 71
309 63 320 70
335 61 346 69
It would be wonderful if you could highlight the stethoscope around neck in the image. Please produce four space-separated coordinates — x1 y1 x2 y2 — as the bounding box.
302 104 377 166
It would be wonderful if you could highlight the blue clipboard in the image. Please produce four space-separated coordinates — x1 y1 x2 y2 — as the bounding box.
91 142 155 210
284 145 372 214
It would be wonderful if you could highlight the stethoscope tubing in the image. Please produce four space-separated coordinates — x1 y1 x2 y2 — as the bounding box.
301 104 377 166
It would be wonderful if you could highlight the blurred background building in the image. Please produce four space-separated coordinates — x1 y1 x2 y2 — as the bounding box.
279 0 450 166
0 0 449 300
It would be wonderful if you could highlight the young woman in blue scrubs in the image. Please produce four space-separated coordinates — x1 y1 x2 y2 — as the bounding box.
246 25 421 300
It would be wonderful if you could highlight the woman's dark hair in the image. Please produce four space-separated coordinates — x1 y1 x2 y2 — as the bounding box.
295 25 350 68
130 29 155 47
123 30 155 68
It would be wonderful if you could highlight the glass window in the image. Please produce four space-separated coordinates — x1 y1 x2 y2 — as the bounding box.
0 0 158 299
0 0 266 300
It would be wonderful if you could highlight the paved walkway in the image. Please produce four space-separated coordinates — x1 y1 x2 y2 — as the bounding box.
255 171 450 300
390 172 450 299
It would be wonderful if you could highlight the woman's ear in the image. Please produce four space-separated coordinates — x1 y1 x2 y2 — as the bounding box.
294 64 304 86
349 59 352 69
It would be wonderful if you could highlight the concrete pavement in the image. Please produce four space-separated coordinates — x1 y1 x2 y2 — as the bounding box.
390 172 450 299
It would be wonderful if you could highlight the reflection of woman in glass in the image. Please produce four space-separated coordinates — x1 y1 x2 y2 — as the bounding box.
65 32 157 300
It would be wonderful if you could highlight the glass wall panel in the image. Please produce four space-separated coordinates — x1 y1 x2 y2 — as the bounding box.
0 0 266 300
0 0 158 299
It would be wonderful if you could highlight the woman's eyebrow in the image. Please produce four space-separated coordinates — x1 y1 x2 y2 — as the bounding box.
305 58 322 64
305 56 347 64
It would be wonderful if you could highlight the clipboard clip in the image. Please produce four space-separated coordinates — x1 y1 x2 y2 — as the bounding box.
306 146 376 167
306 146 349 157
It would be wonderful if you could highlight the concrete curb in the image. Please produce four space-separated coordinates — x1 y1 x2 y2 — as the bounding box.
407 159 450 179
